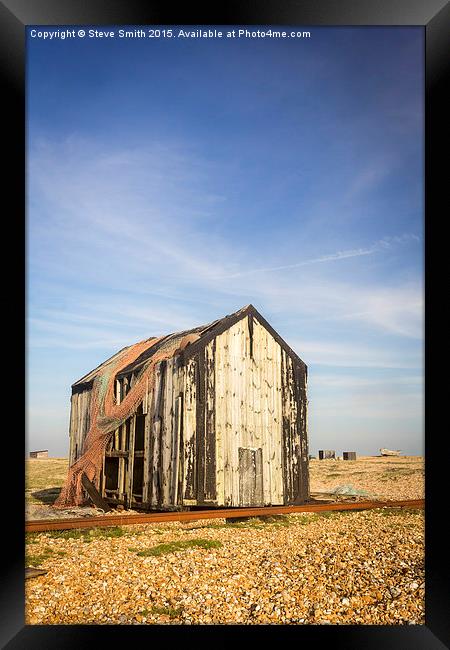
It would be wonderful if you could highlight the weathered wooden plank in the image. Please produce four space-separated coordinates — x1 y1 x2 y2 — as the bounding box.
195 352 206 504
251 320 268 504
104 450 128 458
289 355 299 503
238 447 263 506
68 394 77 464
142 378 149 415
81 473 112 512
272 338 284 503
126 415 136 502
142 382 154 504
263 323 273 503
295 362 309 501
171 395 182 504
229 323 240 506
76 392 83 455
150 361 165 507
214 333 225 506
245 318 255 502
281 349 292 503
161 358 174 505
101 453 106 497
118 457 124 500
218 327 232 506
182 358 197 502
204 340 216 501
240 317 248 449
154 368 165 506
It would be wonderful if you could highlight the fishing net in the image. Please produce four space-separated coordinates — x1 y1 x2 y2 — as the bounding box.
54 331 200 508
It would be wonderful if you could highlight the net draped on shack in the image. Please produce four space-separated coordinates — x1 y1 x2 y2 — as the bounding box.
55 331 201 508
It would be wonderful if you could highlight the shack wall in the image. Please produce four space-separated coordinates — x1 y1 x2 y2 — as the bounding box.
200 315 308 507
211 316 283 505
69 312 308 510
68 388 93 465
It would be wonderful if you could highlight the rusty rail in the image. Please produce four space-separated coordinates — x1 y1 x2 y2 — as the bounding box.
25 498 424 533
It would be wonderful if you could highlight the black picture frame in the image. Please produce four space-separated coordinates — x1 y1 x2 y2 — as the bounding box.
2 0 448 647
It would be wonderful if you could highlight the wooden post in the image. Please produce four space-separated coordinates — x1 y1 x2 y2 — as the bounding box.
142 383 153 504
127 415 136 503
150 362 165 507
81 473 112 512
171 395 182 505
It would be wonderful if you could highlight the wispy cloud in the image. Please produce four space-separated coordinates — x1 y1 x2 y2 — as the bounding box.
27 136 423 357
289 339 422 369
214 233 420 279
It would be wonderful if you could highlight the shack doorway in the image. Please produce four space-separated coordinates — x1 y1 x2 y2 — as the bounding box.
238 447 263 506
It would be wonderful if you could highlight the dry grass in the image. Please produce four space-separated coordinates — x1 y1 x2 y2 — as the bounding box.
26 458 69 505
309 456 424 501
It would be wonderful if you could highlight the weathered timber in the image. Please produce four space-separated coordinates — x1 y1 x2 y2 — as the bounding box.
26 568 48 579
196 352 206 504
81 473 112 512
204 340 216 501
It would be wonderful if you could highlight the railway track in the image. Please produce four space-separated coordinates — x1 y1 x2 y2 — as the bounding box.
25 498 424 533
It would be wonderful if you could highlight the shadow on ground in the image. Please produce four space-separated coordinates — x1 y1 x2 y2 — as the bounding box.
31 488 62 504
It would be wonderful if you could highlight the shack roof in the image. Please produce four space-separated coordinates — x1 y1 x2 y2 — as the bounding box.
72 304 306 392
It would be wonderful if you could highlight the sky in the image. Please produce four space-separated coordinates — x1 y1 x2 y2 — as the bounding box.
26 26 424 457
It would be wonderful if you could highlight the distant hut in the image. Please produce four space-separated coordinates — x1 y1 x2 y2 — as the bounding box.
63 305 309 510
319 450 336 460
29 450 48 459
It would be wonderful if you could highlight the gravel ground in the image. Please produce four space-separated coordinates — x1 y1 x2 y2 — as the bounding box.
25 508 424 625
25 456 424 625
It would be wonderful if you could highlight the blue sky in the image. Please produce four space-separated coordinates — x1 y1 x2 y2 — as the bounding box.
26 26 424 457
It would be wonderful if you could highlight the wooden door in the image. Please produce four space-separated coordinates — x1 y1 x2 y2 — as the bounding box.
238 447 263 506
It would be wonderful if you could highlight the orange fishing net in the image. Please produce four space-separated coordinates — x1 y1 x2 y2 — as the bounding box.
55 331 200 508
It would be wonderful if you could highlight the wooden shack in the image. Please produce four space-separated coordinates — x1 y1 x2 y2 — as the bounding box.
68 305 309 510
29 450 49 459
318 450 335 460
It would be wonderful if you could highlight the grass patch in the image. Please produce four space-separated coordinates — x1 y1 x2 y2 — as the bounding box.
380 468 420 480
378 508 423 517
256 515 292 526
294 514 320 525
25 549 53 567
226 519 265 529
26 526 128 544
133 538 222 557
25 546 67 566
150 606 184 619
